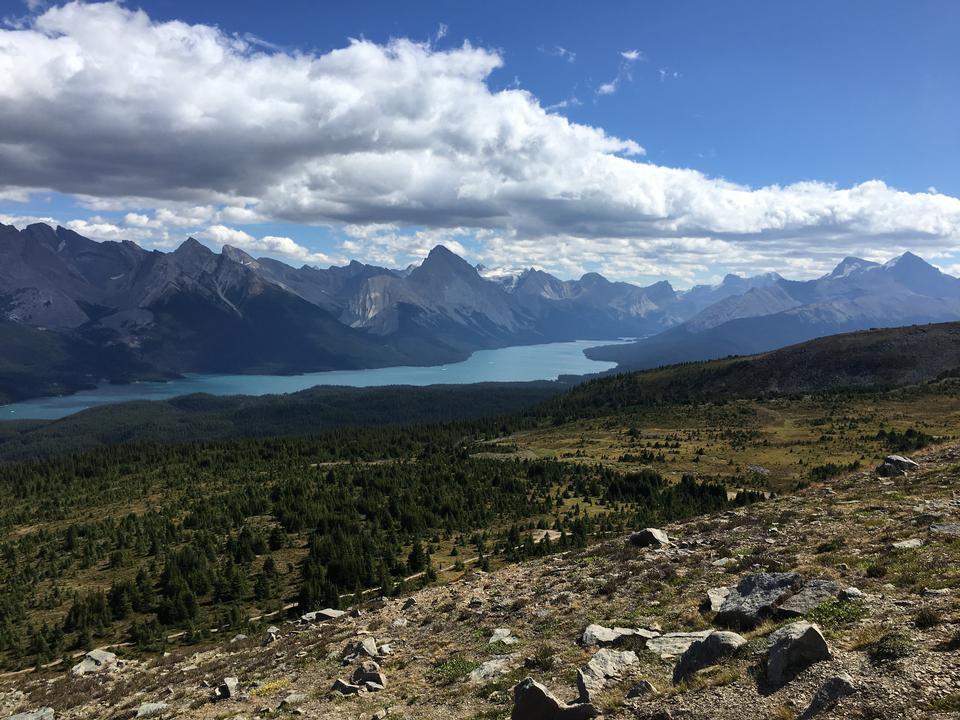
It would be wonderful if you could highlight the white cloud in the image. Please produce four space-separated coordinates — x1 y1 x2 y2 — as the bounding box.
202 224 335 265
0 2 957 284
541 45 576 63
620 49 644 62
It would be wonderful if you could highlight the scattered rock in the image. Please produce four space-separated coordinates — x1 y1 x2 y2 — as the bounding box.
930 523 960 536
9 709 54 720
512 677 598 720
351 660 387 688
216 677 239 700
263 626 280 645
626 680 658 698
70 648 117 676
767 622 831 685
646 630 713 659
888 455 919 472
704 586 731 613
332 678 362 696
470 656 516 682
402 597 417 610
628 528 670 548
302 608 345 622
280 693 307 708
776 579 842 618
839 586 864 601
490 628 519 645
581 623 658 646
672 631 747 682
715 572 801 629
576 648 638 702
229 633 248 643
134 702 168 718
800 674 858 719
892 538 924 550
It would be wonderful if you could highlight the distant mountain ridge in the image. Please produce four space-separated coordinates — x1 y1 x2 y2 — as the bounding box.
2 221 959 403
587 251 960 369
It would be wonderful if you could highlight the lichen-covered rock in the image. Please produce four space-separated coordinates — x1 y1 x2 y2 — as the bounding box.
628 528 670 548
576 648 638 702
70 648 117 676
9 709 54 720
767 622 831 684
672 631 747 682
581 623 658 646
776 579 842 618
646 630 713 659
715 572 801 629
512 677 598 720
216 677 239 700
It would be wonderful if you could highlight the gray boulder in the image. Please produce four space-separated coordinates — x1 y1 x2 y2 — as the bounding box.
9 709 54 720
470 656 517 682
490 628 519 645
135 702 168 718
672 631 747 682
776 580 842 619
704 586 731 613
892 538 924 550
886 455 919 472
800 673 858 719
645 630 713 659
715 572 801 629
576 648 638 703
216 677 239 700
931 523 960 537
512 677 598 720
626 680 658 698
302 608 345 622
280 693 307 708
628 528 670 548
581 623 658 646
70 648 117 676
332 678 362 695
877 455 919 477
351 660 387 688
767 622 831 684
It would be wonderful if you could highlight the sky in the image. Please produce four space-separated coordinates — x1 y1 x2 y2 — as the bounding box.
0 1 959 287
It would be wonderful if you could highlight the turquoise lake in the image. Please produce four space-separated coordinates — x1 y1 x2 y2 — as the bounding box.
1 339 620 420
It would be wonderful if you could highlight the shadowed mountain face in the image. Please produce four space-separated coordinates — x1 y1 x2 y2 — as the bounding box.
587 253 960 369
2 221 959 403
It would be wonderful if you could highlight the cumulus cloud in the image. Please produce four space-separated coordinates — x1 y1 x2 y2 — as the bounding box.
202 224 336 265
0 2 959 284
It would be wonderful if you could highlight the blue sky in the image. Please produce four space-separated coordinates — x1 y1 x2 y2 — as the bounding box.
1 0 959 285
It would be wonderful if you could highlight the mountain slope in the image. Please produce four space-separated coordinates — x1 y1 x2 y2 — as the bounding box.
576 321 960 411
590 253 960 370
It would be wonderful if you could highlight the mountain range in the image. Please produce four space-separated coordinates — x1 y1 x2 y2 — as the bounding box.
586 250 960 369
2 221 960 403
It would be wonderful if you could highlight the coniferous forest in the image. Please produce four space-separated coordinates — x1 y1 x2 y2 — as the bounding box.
0 426 758 670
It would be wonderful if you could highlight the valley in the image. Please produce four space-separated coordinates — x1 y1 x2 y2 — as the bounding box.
0 324 958 720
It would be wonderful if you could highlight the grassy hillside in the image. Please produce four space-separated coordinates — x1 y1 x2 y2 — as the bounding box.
586 317 960 374
571 321 960 412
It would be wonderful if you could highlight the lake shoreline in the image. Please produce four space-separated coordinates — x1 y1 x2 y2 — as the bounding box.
1 339 625 421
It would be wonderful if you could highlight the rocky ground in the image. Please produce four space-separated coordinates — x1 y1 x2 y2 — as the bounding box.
3 445 959 720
